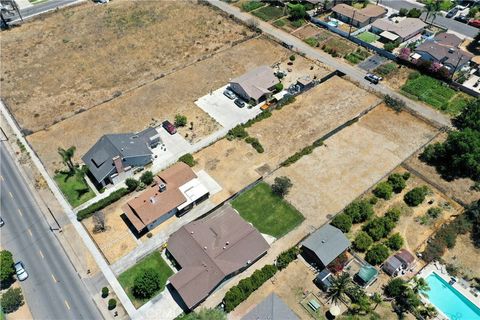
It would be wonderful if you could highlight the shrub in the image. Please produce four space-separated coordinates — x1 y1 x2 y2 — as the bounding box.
331 214 353 233
385 207 401 223
344 200 374 224
101 287 109 298
402 172 411 181
384 95 406 112
427 207 442 219
384 278 406 298
404 186 429 207
353 231 373 252
132 268 162 299
369 196 378 205
289 3 306 20
407 7 422 18
373 181 393 200
276 247 299 270
399 8 408 16
108 298 117 310
365 244 390 265
289 55 296 61
227 125 248 139
304 37 319 47
363 217 395 241
245 137 264 153
274 82 284 93
140 171 154 186
271 176 293 198
174 114 187 127
0 250 15 288
125 178 139 192
77 188 130 220
178 153 195 167
0 287 24 314
386 233 404 250
387 173 407 193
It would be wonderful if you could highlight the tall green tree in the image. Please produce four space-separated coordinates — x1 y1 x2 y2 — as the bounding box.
58 146 76 172
0 287 24 313
0 250 15 288
326 273 352 305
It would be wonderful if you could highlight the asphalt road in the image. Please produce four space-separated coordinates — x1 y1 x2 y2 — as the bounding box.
381 0 478 38
9 0 82 22
0 143 102 320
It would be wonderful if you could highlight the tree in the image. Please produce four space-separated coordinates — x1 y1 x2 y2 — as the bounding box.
276 247 299 270
331 214 352 233
371 292 383 310
140 171 154 186
289 3 306 20
273 82 284 93
58 146 76 173
365 244 389 265
174 114 187 127
101 287 109 298
353 231 373 252
373 181 393 200
384 278 407 298
108 298 117 310
0 250 15 288
385 207 401 223
363 217 394 241
178 308 227 320
344 200 374 223
423 0 440 26
326 273 352 305
453 99 480 131
125 178 139 192
404 186 429 207
387 173 406 193
1 288 24 313
407 8 422 18
411 276 429 295
467 200 480 247
92 211 106 233
386 233 404 250
271 176 292 198
418 304 438 319
132 268 162 299
399 8 408 16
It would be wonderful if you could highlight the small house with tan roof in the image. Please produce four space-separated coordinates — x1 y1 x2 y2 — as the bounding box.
371 17 427 42
332 4 387 28
122 162 209 234
229 66 279 104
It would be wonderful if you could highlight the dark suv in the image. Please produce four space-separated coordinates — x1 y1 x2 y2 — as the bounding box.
162 120 177 135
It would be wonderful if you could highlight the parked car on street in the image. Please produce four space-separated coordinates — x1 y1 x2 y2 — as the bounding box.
365 73 381 84
454 15 470 23
446 8 459 18
223 89 236 100
468 19 480 28
162 120 177 135
14 262 28 281
234 98 246 108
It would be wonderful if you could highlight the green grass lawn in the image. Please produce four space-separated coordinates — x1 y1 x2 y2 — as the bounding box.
344 48 370 64
356 31 379 44
54 171 95 208
118 251 173 308
241 0 264 12
252 6 285 21
231 182 304 238
401 74 472 115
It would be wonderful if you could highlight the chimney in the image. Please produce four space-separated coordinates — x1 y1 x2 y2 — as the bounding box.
112 156 124 173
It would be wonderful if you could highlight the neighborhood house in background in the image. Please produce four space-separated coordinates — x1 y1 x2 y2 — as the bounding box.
331 4 387 28
241 292 300 320
122 162 209 234
166 206 270 310
82 127 161 187
229 65 280 104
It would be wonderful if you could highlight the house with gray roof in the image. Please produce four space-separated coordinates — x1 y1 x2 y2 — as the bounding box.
229 66 279 104
82 127 161 187
301 224 351 269
242 293 299 320
371 17 427 42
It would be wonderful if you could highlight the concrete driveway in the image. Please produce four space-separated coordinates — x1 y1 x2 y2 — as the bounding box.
195 85 262 129
358 54 387 72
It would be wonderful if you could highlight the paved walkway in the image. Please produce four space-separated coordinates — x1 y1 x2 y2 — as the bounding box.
206 0 452 129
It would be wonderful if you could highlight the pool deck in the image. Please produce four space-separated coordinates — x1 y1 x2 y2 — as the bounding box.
418 262 480 318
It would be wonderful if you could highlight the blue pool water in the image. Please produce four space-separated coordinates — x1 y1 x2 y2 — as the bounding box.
424 272 480 320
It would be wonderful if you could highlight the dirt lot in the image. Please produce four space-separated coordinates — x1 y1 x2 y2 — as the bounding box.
28 37 291 174
404 133 480 206
269 105 438 229
1 0 253 133
443 233 480 279
194 76 380 203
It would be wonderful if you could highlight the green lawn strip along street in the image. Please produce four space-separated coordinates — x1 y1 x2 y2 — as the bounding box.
356 31 379 43
118 251 173 308
252 6 285 21
231 182 304 238
345 48 370 64
54 171 95 208
401 74 472 115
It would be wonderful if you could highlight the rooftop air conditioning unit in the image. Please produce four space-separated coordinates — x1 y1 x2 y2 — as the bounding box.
159 183 166 192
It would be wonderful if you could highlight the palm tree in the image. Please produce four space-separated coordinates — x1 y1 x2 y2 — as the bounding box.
58 146 76 173
326 272 352 305
411 276 429 295
423 0 440 27
420 304 438 319
371 292 383 310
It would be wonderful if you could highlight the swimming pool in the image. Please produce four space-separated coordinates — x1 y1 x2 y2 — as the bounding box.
423 272 480 320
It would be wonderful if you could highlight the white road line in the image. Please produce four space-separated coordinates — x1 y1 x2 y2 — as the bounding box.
38 250 44 259
51 274 57 283
64 300 71 310
9 192 13 198
27 228 32 237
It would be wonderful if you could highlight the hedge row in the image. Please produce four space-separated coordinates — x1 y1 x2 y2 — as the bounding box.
280 138 323 167
77 188 130 221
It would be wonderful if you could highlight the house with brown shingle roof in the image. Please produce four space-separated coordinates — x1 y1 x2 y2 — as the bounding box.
122 162 209 234
332 4 387 28
166 205 270 310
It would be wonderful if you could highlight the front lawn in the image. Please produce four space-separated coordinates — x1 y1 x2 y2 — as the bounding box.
241 1 264 12
118 251 173 308
252 6 285 21
344 48 370 64
356 31 379 43
401 74 472 115
54 171 95 208
231 182 304 238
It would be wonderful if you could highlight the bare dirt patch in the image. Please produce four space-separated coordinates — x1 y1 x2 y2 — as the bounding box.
383 65 413 90
291 24 323 39
443 233 480 279
194 76 380 202
28 37 290 174
271 105 438 229
1 0 253 132
404 133 480 206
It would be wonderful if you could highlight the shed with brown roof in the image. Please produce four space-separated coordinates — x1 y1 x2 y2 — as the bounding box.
166 205 270 310
332 4 387 27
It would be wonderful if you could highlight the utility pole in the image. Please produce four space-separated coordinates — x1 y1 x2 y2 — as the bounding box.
348 10 356 38
451 53 464 81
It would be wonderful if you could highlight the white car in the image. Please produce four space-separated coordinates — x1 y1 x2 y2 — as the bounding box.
14 262 28 281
